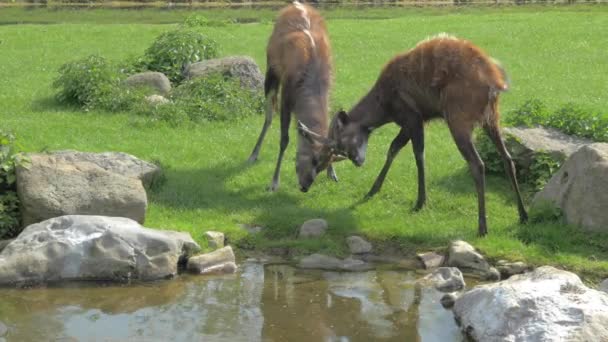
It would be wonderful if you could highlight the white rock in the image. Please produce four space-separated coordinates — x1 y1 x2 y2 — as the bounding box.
187 246 236 275
299 218 328 238
417 252 445 269
453 266 608 342
420 267 465 292
204 231 225 249
600 278 608 294
447 240 497 280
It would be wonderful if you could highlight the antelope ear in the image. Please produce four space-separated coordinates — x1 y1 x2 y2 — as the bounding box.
297 120 334 146
336 110 349 129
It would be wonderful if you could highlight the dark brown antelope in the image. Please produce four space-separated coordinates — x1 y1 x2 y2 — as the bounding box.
299 34 528 236
247 1 341 192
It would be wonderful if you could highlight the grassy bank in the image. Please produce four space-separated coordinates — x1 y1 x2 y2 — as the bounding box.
1 5 607 281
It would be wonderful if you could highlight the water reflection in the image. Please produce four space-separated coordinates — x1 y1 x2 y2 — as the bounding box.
0 262 463 341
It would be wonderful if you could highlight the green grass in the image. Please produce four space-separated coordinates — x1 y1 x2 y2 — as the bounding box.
1 6 607 281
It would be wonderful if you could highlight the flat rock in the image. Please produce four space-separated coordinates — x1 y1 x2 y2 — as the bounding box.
204 231 225 249
16 153 150 226
346 236 372 254
298 253 374 272
600 279 608 293
496 260 530 279
417 252 445 269
532 143 608 233
144 94 170 106
503 126 593 169
0 215 200 286
187 246 236 275
447 240 497 280
125 71 171 96
453 266 608 342
184 56 263 91
419 267 465 292
299 218 328 239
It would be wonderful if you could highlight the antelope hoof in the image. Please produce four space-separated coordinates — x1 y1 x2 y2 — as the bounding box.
247 155 258 164
267 182 279 192
413 200 426 212
478 227 488 237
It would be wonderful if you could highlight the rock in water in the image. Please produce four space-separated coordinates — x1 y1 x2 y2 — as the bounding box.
447 240 499 280
346 236 373 254
0 215 200 286
187 246 236 275
453 266 608 342
419 267 465 292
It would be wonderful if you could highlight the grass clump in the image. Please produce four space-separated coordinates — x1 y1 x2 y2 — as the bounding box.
0 130 27 239
141 28 220 83
137 73 264 125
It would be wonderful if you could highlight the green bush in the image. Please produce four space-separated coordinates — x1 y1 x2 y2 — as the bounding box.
183 14 229 28
0 130 27 239
137 73 264 125
505 99 608 142
142 29 220 83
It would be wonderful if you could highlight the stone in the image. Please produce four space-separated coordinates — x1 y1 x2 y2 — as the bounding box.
16 153 149 226
144 94 170 106
440 293 458 309
45 150 162 189
204 231 225 249
417 252 445 269
532 143 608 232
298 253 374 272
496 260 530 279
419 267 465 292
447 240 496 280
600 279 608 293
346 236 372 254
0 239 13 254
0 215 200 286
299 218 328 239
453 266 608 342
187 246 237 275
240 223 264 235
124 71 171 95
184 56 263 91
0 321 6 337
503 126 592 170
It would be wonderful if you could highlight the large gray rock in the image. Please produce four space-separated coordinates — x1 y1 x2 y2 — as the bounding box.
453 266 608 342
600 279 608 293
532 143 608 232
447 240 499 280
298 254 373 272
125 71 171 96
496 260 530 279
0 215 201 286
187 246 237 275
346 236 372 254
0 239 13 254
419 267 465 292
47 150 162 189
184 56 263 91
298 218 328 239
503 126 592 169
16 152 149 226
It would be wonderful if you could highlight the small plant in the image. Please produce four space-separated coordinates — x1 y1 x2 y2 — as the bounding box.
523 152 561 192
0 130 27 238
183 14 228 28
529 199 563 223
142 29 220 83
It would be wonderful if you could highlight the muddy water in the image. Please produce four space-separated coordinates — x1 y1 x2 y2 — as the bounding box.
0 262 465 341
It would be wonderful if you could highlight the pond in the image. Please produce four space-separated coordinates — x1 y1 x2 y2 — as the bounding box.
0 261 466 341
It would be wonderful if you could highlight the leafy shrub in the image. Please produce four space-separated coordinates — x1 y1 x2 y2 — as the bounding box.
142 29 220 83
505 99 608 142
183 14 229 28
0 130 27 238
54 54 149 112
137 73 264 125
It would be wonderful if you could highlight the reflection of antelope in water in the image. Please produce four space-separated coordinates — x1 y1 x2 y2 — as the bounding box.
299 34 528 235
247 1 342 192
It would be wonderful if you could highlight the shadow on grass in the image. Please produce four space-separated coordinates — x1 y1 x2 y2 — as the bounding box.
30 96 82 113
149 160 359 242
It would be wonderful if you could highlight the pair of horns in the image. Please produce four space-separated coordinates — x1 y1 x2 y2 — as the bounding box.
297 121 347 161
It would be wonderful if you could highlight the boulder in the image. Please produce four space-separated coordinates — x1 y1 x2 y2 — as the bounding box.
204 231 225 249
453 266 608 342
0 215 200 286
124 71 171 96
346 236 372 254
417 252 445 269
299 218 328 239
532 143 608 232
496 260 530 279
144 94 170 106
600 279 608 294
184 56 263 91
419 267 465 292
16 152 150 226
0 239 13 254
447 240 499 280
298 253 373 272
187 246 237 275
503 126 592 170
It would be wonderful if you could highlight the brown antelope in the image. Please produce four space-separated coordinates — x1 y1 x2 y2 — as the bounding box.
299 34 528 236
247 1 341 192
